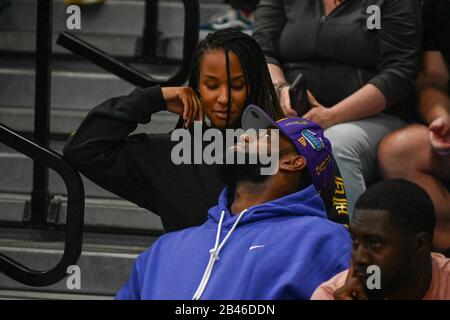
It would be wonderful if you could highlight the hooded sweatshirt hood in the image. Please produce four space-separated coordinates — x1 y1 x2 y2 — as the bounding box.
116 185 351 300
207 185 327 227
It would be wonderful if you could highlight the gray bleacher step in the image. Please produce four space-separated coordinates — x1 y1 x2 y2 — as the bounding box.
0 31 141 57
0 237 155 296
0 56 179 134
0 289 112 300
0 105 178 135
0 192 164 232
1 67 133 111
0 0 228 59
0 140 118 198
0 0 225 36
0 106 90 135
0 30 249 61
0 109 179 197
0 96 178 198
0 154 119 198
0 55 180 73
0 59 182 111
0 140 163 199
0 29 242 61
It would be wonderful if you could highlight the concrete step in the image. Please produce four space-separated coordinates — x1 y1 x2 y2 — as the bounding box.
0 106 94 136
0 31 141 57
0 0 225 36
0 105 179 135
0 29 243 60
0 234 155 296
0 139 172 199
0 60 178 111
0 192 164 232
0 56 180 134
0 289 112 300
0 57 180 107
0 0 229 59
0 154 122 202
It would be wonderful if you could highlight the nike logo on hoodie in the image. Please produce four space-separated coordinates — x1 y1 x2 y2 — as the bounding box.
249 245 265 250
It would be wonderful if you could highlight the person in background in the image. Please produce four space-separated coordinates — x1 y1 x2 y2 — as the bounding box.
201 0 259 32
252 0 422 216
64 0 258 31
116 106 351 300
378 0 450 253
311 179 450 300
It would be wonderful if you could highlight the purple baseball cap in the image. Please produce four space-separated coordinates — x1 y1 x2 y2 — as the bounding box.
241 105 334 193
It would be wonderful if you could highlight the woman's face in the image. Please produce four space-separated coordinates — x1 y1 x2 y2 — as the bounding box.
198 49 248 129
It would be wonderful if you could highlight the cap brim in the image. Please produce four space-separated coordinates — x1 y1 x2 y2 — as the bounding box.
242 105 276 131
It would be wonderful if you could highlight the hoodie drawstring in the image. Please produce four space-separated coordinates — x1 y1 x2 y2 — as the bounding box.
192 209 248 300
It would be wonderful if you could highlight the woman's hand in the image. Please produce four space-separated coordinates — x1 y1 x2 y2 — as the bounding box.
429 115 450 156
302 91 337 129
161 87 204 127
279 86 298 117
269 64 297 116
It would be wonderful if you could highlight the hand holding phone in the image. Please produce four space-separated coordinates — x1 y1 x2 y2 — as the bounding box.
289 73 310 116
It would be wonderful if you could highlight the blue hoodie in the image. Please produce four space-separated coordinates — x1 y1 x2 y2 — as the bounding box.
116 185 351 300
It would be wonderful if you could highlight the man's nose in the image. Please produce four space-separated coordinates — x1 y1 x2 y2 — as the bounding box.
353 244 371 267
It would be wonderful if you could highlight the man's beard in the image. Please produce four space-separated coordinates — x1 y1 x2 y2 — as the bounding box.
218 148 271 187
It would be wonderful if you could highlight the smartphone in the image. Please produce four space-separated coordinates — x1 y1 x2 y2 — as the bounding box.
289 73 310 116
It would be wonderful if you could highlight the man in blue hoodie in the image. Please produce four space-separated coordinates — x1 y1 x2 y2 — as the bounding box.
116 106 351 300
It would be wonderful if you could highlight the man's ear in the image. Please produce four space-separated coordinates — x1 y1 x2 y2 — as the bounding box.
279 154 307 172
413 232 431 256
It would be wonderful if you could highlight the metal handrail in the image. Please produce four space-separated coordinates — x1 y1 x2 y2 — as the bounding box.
0 124 85 287
0 0 197 287
56 0 199 87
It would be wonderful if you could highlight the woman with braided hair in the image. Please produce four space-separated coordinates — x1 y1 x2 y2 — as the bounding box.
64 29 348 232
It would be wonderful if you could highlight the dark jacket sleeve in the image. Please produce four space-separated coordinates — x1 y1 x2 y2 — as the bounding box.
368 0 422 108
252 0 286 67
63 86 168 213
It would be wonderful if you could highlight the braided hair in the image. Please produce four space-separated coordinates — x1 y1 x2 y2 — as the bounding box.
188 28 284 127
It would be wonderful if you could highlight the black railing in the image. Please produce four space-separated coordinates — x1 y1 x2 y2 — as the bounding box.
32 0 53 228
142 0 160 60
57 0 199 87
0 124 85 287
0 0 198 287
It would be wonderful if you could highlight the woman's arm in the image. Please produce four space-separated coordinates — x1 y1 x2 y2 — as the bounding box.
365 0 422 110
303 84 386 129
333 84 386 123
63 86 201 212
268 63 297 116
253 0 293 115
268 63 287 84
63 87 170 211
252 0 286 67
